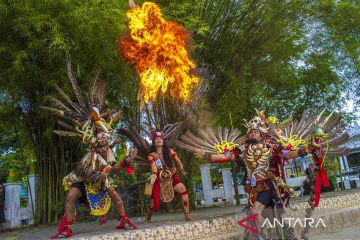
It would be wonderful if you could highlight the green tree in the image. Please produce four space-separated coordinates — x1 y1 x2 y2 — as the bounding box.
0 0 138 223
192 0 358 126
0 93 34 183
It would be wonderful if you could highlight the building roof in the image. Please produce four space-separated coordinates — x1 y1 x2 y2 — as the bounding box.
348 122 360 149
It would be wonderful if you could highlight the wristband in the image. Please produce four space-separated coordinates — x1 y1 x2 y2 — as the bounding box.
102 165 111 173
224 151 232 158
298 148 307 157
204 152 212 161
119 161 127 168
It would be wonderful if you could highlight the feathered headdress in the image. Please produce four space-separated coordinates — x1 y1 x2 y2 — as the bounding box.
243 109 291 140
119 121 186 173
151 128 165 141
42 59 121 146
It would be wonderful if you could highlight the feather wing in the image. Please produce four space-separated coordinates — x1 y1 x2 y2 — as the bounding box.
164 120 187 147
118 128 151 160
279 110 349 157
176 126 244 154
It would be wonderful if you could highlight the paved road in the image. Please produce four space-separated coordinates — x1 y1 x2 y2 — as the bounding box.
0 205 245 240
312 224 360 240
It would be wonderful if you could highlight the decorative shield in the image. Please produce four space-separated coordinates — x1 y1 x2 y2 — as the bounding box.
85 183 112 216
159 170 174 202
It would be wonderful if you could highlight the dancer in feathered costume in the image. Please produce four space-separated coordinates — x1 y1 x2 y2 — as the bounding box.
119 122 195 222
175 109 348 239
43 61 137 239
294 110 349 239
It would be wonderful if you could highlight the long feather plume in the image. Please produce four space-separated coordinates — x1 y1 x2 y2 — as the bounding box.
54 130 82 137
48 96 72 113
96 80 106 108
67 59 86 109
41 106 64 117
54 84 83 114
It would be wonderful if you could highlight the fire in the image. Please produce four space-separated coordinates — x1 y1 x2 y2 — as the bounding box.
119 2 199 103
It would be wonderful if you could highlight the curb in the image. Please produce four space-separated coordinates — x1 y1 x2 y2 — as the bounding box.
74 192 360 240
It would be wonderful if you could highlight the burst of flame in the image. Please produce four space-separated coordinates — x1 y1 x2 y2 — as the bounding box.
119 2 199 103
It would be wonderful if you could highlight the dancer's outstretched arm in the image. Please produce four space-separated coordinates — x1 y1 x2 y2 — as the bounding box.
194 149 236 163
285 147 308 159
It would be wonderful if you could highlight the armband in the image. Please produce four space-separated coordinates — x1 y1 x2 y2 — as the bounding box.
119 161 134 175
148 155 155 164
119 160 130 168
211 158 231 164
